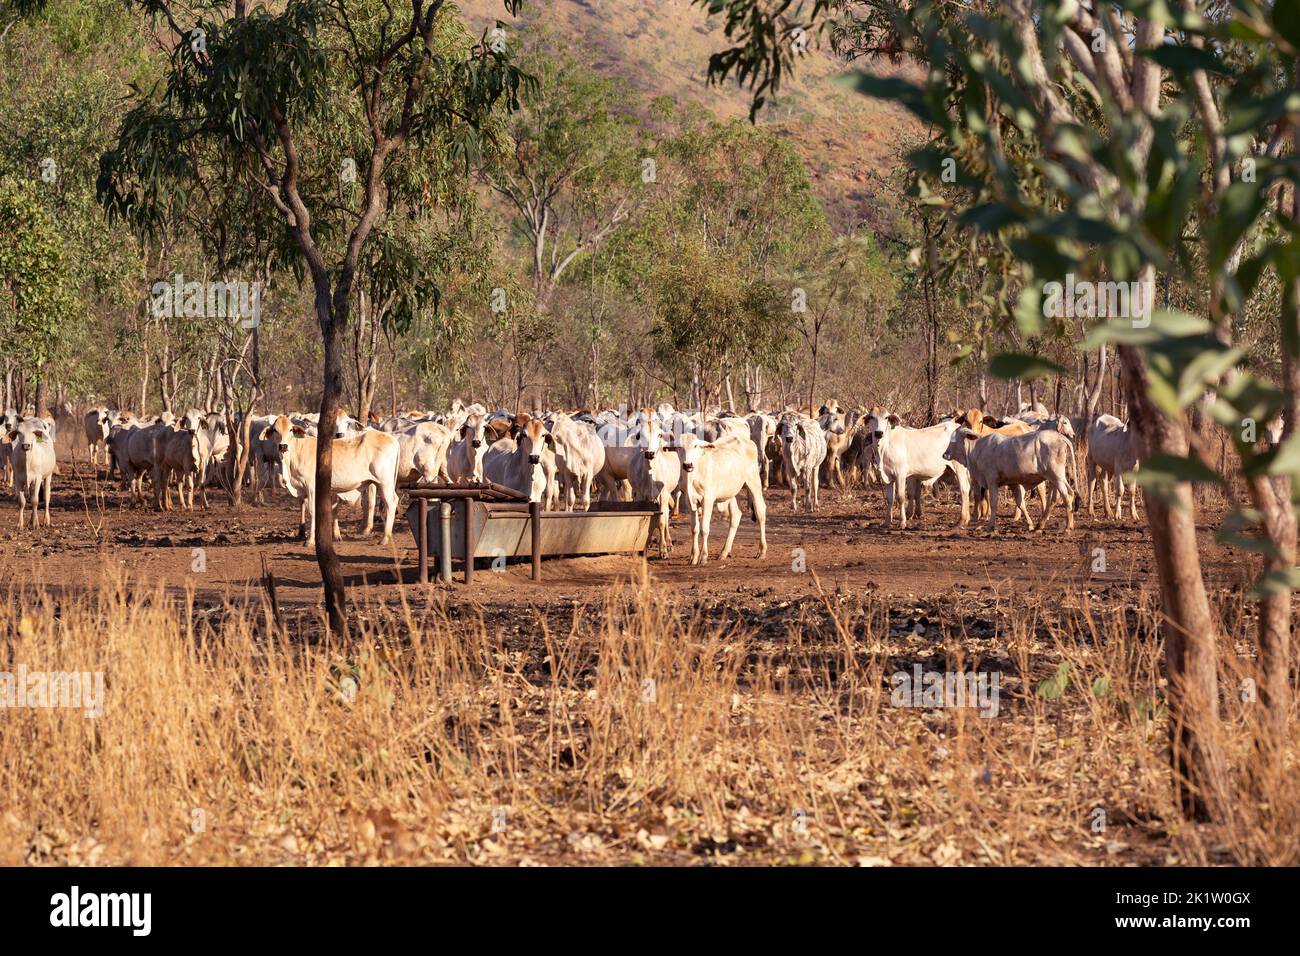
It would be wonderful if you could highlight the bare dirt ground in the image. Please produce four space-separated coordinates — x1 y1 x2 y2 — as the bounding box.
4 452 1291 868
0 457 1248 616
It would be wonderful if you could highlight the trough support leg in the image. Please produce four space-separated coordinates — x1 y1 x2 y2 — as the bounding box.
439 500 452 584
463 499 475 586
417 497 429 584
530 500 541 582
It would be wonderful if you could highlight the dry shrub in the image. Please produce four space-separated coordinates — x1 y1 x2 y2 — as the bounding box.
0 568 1294 865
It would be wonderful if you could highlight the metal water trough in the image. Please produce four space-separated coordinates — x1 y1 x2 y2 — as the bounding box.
404 481 656 584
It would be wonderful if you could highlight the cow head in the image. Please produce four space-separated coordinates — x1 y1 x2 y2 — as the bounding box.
461 412 486 449
943 427 980 464
672 432 713 473
333 409 355 439
636 417 664 460
866 407 900 441
13 422 46 452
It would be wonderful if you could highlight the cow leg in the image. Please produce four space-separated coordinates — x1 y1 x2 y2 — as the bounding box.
657 498 672 558
363 483 376 535
1015 486 1036 530
1039 483 1055 530
1060 476 1076 531
305 490 317 548
43 475 52 526
955 467 971 527
381 480 397 545
689 496 704 565
720 498 743 559
697 494 716 565
743 478 767 559
895 475 909 529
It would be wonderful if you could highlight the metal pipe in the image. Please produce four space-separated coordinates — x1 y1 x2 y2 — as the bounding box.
438 499 452 584
530 500 541 582
417 497 429 584
463 499 475 585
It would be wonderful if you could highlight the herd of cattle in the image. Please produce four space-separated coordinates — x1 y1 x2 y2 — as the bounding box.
0 399 1145 563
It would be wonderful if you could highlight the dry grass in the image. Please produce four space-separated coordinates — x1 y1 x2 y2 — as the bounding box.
0 568 1295 866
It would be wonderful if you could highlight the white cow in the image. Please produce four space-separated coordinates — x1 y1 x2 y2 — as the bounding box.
483 415 551 502
628 417 683 557
777 415 828 512
446 412 489 483
867 409 970 528
946 427 1078 531
156 424 203 510
1085 414 1140 520
547 413 606 511
83 407 112 466
395 420 453 484
8 418 55 528
276 419 401 547
672 432 768 565
746 413 778 488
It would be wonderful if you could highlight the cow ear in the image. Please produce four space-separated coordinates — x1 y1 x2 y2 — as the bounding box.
544 433 555 447
459 425 468 438
982 415 999 427
7 430 17 442
292 426 307 437
887 414 901 427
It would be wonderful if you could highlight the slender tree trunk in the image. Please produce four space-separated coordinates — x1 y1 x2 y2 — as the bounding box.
1118 332 1228 821
1086 344 1106 420
315 299 347 635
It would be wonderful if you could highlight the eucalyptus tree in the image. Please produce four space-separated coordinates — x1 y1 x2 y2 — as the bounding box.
700 0 1300 822
99 0 530 632
0 174 77 412
488 28 645 312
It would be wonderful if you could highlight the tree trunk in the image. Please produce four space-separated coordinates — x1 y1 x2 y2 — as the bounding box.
1086 344 1106 420
1118 335 1229 821
315 298 348 636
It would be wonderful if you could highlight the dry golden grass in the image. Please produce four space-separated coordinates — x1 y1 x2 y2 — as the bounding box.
0 568 1295 866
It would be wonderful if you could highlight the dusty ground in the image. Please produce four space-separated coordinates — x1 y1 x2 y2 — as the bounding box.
0 456 1250 616
4 454 1292 868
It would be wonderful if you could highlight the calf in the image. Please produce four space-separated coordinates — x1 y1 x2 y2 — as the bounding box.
1085 414 1140 520
946 428 1077 531
8 418 55 528
277 424 401 547
777 415 828 512
671 433 768 565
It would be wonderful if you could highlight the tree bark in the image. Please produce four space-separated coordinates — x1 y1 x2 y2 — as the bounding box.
1118 337 1229 821
316 300 347 637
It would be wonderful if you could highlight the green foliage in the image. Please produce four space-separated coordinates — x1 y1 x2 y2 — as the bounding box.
0 175 77 373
